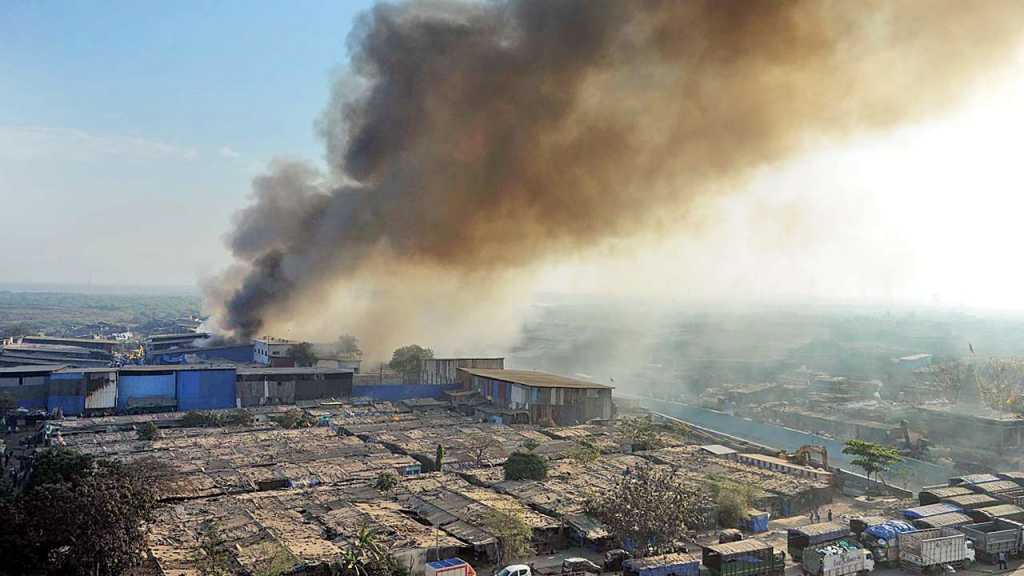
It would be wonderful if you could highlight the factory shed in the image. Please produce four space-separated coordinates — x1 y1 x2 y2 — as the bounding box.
22 336 118 353
236 367 352 407
176 367 236 411
116 366 177 411
47 370 88 415
460 368 613 426
420 357 504 386
0 365 62 410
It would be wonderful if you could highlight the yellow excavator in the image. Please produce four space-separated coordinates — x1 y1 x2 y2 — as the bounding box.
783 445 829 469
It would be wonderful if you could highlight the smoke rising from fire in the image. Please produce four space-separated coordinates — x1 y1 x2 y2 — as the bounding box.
208 0 1024 352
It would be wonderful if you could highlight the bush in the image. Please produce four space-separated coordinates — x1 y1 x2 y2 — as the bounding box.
221 409 255 427
136 421 159 441
374 471 400 493
271 409 314 429
504 451 547 481
180 411 221 428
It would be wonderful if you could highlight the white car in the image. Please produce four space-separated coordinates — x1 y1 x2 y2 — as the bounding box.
496 564 532 576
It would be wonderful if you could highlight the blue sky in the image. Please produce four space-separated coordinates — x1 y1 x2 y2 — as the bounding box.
0 1 374 288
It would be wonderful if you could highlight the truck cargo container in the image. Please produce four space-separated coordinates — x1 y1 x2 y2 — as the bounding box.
801 540 874 576
426 558 474 576
911 512 974 530
920 486 973 506
788 523 850 562
858 520 915 567
702 539 785 576
941 494 999 511
902 503 960 521
849 517 886 536
960 519 1024 563
623 553 699 576
897 528 974 571
969 504 1024 524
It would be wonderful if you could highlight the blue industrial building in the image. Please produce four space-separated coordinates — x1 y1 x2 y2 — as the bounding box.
0 364 355 415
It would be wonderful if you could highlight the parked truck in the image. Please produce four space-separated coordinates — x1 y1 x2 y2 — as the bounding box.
857 520 915 567
897 528 975 572
960 518 1024 563
801 540 874 576
788 522 850 562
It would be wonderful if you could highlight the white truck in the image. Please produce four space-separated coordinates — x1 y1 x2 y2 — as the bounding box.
898 528 975 572
801 540 874 576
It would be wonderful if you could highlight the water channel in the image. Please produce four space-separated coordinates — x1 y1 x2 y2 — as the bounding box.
638 397 954 491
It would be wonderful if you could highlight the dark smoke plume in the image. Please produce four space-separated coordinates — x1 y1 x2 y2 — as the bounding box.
210 0 1024 341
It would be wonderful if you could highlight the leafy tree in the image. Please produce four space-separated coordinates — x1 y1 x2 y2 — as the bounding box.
137 420 160 441
618 417 665 451
588 463 705 557
336 525 408 576
843 439 902 483
522 439 540 452
435 444 445 472
504 451 547 481
0 447 158 575
291 341 317 367
336 334 362 359
374 471 400 494
567 440 601 465
482 509 534 567
389 345 433 383
710 478 757 528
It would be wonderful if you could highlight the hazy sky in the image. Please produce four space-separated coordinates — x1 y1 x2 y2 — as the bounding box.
1 1 372 287
3 2 1024 312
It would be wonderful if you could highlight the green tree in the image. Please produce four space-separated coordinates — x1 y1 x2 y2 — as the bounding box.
271 408 314 429
588 463 705 557
336 334 362 359
291 341 318 367
842 439 902 483
374 471 400 494
435 444 445 472
389 345 433 383
710 478 757 528
482 509 534 566
0 447 158 575
137 421 160 441
504 451 547 481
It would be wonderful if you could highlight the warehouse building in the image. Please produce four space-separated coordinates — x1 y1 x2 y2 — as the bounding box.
459 368 613 425
0 342 112 367
236 367 353 407
420 357 504 386
21 336 119 354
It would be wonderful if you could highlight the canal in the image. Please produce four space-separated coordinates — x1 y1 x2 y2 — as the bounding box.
639 397 953 491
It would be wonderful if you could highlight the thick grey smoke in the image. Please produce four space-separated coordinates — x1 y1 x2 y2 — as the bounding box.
209 0 1024 342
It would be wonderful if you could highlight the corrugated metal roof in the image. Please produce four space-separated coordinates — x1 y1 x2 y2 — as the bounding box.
459 368 612 390
704 539 772 555
700 444 737 455
237 367 352 376
0 364 66 374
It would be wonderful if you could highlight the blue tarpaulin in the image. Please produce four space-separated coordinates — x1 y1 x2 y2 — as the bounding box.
352 383 457 401
176 369 236 411
865 520 915 542
903 503 960 520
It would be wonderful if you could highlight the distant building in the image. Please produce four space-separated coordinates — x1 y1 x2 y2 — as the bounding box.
253 337 298 366
0 342 112 367
236 367 353 406
420 357 504 386
21 335 119 354
144 332 210 356
459 367 613 425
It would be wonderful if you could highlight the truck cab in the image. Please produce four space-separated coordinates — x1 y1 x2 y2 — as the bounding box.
863 549 875 573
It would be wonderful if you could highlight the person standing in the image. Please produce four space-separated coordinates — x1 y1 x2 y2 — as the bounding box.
999 551 1008 570
827 509 833 522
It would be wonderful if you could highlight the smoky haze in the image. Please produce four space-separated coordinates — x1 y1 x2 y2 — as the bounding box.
208 0 1024 353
